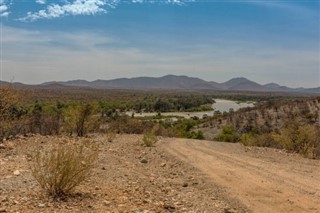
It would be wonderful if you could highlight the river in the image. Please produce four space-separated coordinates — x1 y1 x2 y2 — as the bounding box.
126 99 255 119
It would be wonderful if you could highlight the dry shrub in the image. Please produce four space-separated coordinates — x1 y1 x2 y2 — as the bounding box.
272 124 320 158
109 118 153 134
0 87 19 140
151 123 176 137
241 133 279 148
106 130 116 142
30 140 98 199
142 132 158 147
241 123 320 159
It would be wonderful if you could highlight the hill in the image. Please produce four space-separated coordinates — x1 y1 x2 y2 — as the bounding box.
42 75 320 93
2 75 319 93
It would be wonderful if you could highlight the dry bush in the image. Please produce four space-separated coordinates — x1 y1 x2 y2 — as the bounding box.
151 123 176 137
0 87 19 140
30 140 98 199
241 133 279 148
142 132 158 147
0 87 18 117
106 130 116 142
272 124 320 158
62 104 97 137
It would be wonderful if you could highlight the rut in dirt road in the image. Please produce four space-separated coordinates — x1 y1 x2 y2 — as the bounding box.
162 138 320 213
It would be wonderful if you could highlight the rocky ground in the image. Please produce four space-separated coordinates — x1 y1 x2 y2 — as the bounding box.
0 134 248 213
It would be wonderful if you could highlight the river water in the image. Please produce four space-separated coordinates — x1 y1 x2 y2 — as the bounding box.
126 99 255 119
212 99 254 112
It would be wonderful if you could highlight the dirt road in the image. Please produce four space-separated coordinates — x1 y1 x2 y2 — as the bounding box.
0 135 248 212
162 138 320 213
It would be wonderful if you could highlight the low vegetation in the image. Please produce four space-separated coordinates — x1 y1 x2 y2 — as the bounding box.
0 84 319 212
106 130 117 142
142 132 158 147
0 87 212 141
1 85 319 162
216 126 239 143
205 97 320 158
29 140 98 199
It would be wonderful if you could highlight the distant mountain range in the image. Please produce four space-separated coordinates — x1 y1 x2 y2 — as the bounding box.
1 75 319 94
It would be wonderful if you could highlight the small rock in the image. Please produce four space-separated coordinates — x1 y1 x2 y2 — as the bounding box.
95 186 100 190
20 197 28 202
38 203 46 208
224 208 237 213
174 201 182 206
101 167 106 170
1 197 9 203
140 159 148 164
163 203 175 212
161 163 166 167
103 200 111 206
182 183 188 187
0 144 5 149
0 208 6 212
13 170 20 176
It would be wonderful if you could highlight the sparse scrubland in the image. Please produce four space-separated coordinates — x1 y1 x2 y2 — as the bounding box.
1 86 319 157
201 97 320 158
1 85 320 212
0 87 213 141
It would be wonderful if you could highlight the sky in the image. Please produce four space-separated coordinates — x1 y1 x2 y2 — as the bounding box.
0 0 319 87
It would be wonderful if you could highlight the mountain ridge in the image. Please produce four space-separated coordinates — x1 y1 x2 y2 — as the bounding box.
1 75 319 94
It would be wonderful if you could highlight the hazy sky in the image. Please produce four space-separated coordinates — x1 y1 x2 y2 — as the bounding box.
0 0 319 87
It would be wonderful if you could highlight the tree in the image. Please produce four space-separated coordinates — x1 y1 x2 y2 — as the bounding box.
63 103 95 136
0 87 18 119
0 87 19 140
76 104 93 137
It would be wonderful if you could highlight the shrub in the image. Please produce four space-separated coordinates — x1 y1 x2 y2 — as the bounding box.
75 104 94 137
151 123 176 138
29 140 98 199
240 133 279 148
106 130 116 142
0 87 19 140
188 130 205 140
174 119 199 138
216 126 239 142
142 132 158 147
272 124 320 158
63 103 97 137
109 117 153 134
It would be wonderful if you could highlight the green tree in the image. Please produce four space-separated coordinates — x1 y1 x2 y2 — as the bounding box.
216 126 239 142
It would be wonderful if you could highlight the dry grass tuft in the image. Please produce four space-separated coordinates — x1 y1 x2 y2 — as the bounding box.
142 132 158 147
29 140 98 199
106 130 116 142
